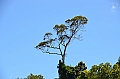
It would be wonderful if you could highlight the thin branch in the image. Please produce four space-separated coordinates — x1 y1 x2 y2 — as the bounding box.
56 38 65 47
58 43 63 56
45 52 61 55
46 45 59 49
62 24 80 63
61 43 65 47
40 46 62 55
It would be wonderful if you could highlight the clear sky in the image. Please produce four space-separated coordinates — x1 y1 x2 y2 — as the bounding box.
0 0 120 79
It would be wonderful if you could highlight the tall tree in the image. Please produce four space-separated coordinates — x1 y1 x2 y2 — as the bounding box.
35 16 88 63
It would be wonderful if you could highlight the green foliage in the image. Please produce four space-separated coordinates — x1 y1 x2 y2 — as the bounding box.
88 62 112 79
16 57 120 79
57 60 87 79
88 62 120 79
35 15 88 63
57 60 120 79
15 73 44 79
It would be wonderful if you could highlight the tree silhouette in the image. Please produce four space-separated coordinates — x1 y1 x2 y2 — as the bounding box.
35 16 88 63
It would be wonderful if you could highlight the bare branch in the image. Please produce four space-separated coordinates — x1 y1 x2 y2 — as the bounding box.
44 51 61 55
58 43 63 56
46 45 59 49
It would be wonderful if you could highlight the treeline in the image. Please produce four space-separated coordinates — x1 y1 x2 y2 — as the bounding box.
57 58 120 79
16 57 120 79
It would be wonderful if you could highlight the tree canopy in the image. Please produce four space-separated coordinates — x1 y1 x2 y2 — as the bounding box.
57 61 120 79
15 73 44 79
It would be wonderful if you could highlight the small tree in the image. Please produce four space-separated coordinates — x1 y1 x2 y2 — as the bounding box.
15 73 44 79
35 15 88 63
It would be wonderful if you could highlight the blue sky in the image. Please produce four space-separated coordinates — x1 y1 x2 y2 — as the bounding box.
0 0 120 79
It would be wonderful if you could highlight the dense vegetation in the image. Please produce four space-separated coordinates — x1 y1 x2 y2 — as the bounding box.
16 58 120 79
57 58 120 79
